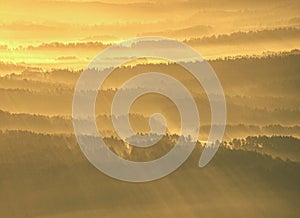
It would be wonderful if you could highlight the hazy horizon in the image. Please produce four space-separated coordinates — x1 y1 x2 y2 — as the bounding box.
0 0 299 217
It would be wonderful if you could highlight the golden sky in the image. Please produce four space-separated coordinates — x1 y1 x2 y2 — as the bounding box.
0 0 299 70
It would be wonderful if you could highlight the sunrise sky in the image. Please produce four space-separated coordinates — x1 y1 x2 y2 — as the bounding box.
0 2 300 217
0 0 299 70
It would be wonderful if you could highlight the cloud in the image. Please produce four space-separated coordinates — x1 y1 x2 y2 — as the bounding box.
186 0 300 9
